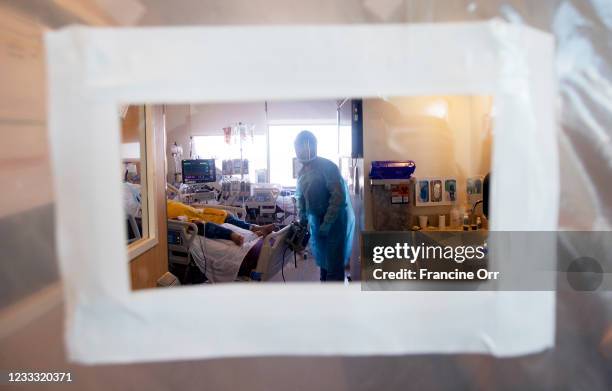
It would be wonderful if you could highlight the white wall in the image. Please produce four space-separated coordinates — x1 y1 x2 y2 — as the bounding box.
165 100 338 182
121 142 141 160
267 100 338 124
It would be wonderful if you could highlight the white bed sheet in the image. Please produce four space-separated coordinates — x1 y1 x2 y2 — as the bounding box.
190 223 260 282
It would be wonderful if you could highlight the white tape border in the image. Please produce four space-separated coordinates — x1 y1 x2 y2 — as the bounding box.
46 22 558 364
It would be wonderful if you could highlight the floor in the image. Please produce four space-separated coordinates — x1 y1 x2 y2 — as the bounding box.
268 250 321 283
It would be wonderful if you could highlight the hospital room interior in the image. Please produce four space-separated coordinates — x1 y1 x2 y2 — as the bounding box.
4 1 612 390
122 97 493 288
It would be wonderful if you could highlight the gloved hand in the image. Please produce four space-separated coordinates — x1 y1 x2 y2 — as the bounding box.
318 222 331 237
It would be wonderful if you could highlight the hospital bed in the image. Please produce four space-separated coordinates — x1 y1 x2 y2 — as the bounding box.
167 204 294 282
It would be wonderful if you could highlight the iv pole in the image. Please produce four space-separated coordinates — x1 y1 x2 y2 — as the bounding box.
170 142 183 184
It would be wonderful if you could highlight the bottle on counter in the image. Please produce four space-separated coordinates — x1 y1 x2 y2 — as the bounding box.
462 213 470 231
450 206 461 228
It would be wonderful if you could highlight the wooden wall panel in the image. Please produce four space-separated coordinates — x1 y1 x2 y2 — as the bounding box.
121 106 142 143
130 106 168 290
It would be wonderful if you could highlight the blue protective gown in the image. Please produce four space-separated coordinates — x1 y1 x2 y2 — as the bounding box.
296 157 355 273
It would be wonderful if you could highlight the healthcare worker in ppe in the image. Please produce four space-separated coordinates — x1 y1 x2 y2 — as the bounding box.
294 130 355 281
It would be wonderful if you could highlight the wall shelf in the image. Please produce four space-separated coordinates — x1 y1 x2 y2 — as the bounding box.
369 178 413 186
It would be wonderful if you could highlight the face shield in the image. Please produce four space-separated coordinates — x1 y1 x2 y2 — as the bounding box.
294 130 318 163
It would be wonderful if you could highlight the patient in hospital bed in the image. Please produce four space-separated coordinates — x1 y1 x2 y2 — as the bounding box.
190 223 267 282
167 200 276 245
167 200 278 282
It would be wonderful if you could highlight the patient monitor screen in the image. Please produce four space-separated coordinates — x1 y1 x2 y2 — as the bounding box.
182 159 216 183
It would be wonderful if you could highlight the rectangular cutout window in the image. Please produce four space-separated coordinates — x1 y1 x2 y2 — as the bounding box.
46 23 558 363
140 96 495 286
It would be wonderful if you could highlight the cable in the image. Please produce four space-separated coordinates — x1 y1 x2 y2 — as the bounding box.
281 246 289 283
199 235 206 281
196 224 210 283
